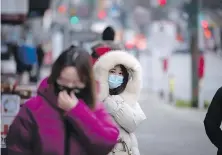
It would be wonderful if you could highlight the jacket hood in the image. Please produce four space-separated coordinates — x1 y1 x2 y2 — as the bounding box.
91 46 112 65
93 50 142 105
91 41 123 52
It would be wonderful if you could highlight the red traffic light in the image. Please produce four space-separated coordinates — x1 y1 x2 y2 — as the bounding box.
158 0 167 6
201 20 208 29
58 5 67 13
98 10 106 19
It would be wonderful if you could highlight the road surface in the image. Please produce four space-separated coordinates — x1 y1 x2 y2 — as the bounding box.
136 87 216 155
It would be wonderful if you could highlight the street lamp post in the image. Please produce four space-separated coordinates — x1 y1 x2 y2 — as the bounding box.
186 0 200 107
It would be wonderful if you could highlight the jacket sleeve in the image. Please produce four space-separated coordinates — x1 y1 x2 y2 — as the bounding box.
204 87 222 150
65 99 119 155
104 96 146 133
130 133 140 155
7 105 34 155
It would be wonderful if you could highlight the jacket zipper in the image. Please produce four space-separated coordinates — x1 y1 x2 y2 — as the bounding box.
64 120 70 155
37 91 70 155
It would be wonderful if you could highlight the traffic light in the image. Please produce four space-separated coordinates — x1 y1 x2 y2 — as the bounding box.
98 10 106 19
201 20 208 29
201 20 211 39
158 0 167 6
70 16 79 24
203 28 211 39
58 5 67 14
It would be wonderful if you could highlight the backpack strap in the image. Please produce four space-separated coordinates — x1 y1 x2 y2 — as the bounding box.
112 139 133 155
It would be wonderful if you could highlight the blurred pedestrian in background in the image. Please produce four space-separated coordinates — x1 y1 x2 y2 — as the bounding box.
204 87 222 155
94 50 146 155
6 45 119 155
91 26 124 65
36 44 45 79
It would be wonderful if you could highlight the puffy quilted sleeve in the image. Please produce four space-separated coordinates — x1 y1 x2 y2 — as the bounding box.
104 95 146 133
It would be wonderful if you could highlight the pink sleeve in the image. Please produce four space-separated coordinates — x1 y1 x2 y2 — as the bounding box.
7 105 34 155
65 100 119 155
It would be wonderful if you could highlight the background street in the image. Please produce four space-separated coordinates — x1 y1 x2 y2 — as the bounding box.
136 52 216 155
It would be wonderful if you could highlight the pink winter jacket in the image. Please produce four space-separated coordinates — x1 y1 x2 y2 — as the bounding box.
6 78 119 155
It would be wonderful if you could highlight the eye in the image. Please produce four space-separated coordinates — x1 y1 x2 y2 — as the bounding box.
119 72 123 75
109 70 115 73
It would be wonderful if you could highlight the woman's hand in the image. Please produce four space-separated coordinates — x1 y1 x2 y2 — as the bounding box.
104 95 123 114
58 91 78 111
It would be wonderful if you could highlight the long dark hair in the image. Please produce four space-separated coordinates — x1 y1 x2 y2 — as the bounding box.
48 45 96 109
109 64 129 95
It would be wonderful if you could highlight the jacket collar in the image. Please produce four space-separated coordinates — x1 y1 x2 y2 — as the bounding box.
37 78 63 112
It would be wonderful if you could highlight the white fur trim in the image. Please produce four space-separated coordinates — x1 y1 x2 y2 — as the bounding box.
93 50 142 105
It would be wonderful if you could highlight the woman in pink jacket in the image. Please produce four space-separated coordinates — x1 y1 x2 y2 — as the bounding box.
6 45 119 155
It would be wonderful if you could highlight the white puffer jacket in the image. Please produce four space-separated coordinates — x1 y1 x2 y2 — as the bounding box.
93 51 146 155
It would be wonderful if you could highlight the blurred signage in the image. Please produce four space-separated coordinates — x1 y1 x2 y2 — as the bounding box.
1 94 21 148
1 14 26 25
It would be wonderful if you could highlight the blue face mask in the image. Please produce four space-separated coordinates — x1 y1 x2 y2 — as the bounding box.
108 74 124 89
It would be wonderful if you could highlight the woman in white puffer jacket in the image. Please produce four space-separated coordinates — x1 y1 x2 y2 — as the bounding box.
93 50 146 155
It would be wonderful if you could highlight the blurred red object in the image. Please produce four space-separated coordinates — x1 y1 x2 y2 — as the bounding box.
163 58 168 73
58 5 67 13
1 125 9 135
91 46 112 65
125 42 134 49
98 10 106 19
44 51 52 65
176 34 184 42
158 0 167 6
201 20 209 29
198 54 205 79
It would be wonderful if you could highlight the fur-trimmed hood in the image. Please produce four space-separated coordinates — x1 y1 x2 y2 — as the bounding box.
93 50 142 105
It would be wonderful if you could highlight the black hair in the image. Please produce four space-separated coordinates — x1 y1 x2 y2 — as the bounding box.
48 45 96 109
102 26 115 41
109 64 129 95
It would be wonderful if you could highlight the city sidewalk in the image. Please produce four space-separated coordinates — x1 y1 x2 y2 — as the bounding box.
136 89 215 155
